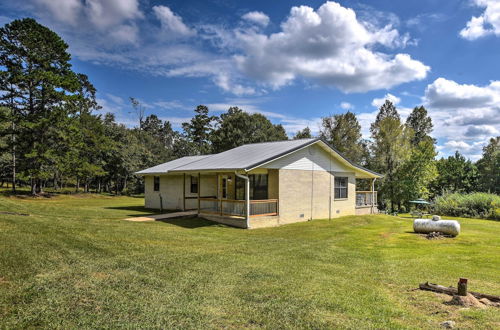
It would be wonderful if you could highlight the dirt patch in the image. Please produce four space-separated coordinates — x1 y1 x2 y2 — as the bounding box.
419 232 455 240
445 294 486 308
0 277 9 285
92 272 110 280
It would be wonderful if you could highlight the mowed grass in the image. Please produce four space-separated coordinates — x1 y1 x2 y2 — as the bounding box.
0 194 499 329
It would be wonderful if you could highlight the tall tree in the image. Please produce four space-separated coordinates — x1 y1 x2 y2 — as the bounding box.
0 18 81 194
406 106 433 145
321 111 368 164
370 102 411 211
182 105 216 155
476 136 500 194
294 127 312 139
210 107 288 153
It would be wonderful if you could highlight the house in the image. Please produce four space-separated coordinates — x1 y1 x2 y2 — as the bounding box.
136 138 381 229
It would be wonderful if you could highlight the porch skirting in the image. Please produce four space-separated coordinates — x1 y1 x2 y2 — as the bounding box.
199 213 315 229
355 206 379 215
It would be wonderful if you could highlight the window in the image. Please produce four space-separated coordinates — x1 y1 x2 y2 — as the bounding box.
153 176 160 191
190 175 198 194
235 174 268 200
334 177 348 199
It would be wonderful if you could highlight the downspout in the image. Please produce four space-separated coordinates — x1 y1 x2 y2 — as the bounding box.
235 171 250 229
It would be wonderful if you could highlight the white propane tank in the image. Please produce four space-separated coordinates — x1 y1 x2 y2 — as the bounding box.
413 218 460 236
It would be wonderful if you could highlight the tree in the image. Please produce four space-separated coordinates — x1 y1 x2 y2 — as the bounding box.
395 137 438 209
182 105 216 155
0 18 81 194
370 102 411 211
406 106 433 145
210 107 288 153
129 97 145 131
321 111 369 164
294 127 312 139
430 151 479 195
370 100 400 136
476 136 500 193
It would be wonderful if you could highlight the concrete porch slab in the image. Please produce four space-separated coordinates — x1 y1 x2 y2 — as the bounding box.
124 210 197 222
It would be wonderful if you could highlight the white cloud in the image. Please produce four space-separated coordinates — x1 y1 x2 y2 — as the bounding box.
153 5 195 37
371 93 401 107
85 0 142 29
234 2 429 92
460 0 500 40
424 77 500 159
34 0 82 25
424 77 500 109
242 11 270 27
340 102 353 110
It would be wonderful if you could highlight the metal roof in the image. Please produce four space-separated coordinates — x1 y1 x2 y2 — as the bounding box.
135 155 209 174
172 138 317 172
135 138 382 178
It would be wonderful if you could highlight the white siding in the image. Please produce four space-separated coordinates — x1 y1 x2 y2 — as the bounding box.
262 144 352 172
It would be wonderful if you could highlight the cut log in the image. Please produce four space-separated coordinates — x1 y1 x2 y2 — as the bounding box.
419 282 500 303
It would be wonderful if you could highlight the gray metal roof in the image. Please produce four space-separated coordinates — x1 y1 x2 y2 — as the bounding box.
135 155 209 174
171 139 317 172
136 138 382 178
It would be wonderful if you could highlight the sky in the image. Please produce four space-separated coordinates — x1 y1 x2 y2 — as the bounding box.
1 0 499 160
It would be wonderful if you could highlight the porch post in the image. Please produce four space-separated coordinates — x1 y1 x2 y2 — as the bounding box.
197 172 201 215
182 173 186 211
245 176 250 228
371 178 376 214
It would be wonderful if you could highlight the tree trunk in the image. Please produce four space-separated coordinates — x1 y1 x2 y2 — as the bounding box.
76 177 80 192
31 178 36 195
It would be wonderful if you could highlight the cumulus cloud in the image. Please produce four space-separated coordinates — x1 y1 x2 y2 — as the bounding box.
242 11 270 27
460 0 500 40
234 2 429 92
153 5 195 37
424 77 500 159
371 93 401 107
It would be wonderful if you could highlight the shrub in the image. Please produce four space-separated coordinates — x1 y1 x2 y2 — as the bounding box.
433 192 500 220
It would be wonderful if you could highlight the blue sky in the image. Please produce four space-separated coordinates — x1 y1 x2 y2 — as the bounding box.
1 0 499 160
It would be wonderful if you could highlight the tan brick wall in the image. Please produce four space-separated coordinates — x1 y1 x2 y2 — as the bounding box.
144 174 216 210
330 172 356 217
268 169 279 199
277 169 356 224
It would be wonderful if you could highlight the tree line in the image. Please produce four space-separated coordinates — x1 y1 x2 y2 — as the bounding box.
0 18 498 211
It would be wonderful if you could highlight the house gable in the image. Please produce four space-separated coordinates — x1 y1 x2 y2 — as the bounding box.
261 144 352 172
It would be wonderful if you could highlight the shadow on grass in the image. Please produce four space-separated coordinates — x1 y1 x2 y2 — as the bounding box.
156 217 220 229
105 205 167 217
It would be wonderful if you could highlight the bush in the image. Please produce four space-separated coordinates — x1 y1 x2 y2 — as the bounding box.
433 192 500 220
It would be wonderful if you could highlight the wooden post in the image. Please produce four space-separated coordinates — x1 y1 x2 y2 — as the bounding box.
182 173 186 211
197 172 201 214
458 278 468 296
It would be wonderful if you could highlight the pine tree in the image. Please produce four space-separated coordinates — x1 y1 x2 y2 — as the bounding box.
182 105 216 155
406 106 433 145
321 111 368 164
0 18 81 194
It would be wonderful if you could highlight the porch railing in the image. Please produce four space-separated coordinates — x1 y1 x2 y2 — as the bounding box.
199 198 278 217
250 199 278 217
356 191 377 207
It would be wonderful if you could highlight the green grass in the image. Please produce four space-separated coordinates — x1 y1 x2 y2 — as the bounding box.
1 194 499 329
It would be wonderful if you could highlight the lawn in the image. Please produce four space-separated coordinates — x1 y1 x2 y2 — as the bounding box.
0 194 499 329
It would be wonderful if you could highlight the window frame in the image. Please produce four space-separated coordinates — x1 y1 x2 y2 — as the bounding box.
153 176 160 192
334 176 348 199
190 175 198 194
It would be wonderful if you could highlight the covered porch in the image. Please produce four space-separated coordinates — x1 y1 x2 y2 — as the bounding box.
181 170 279 227
355 178 378 215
